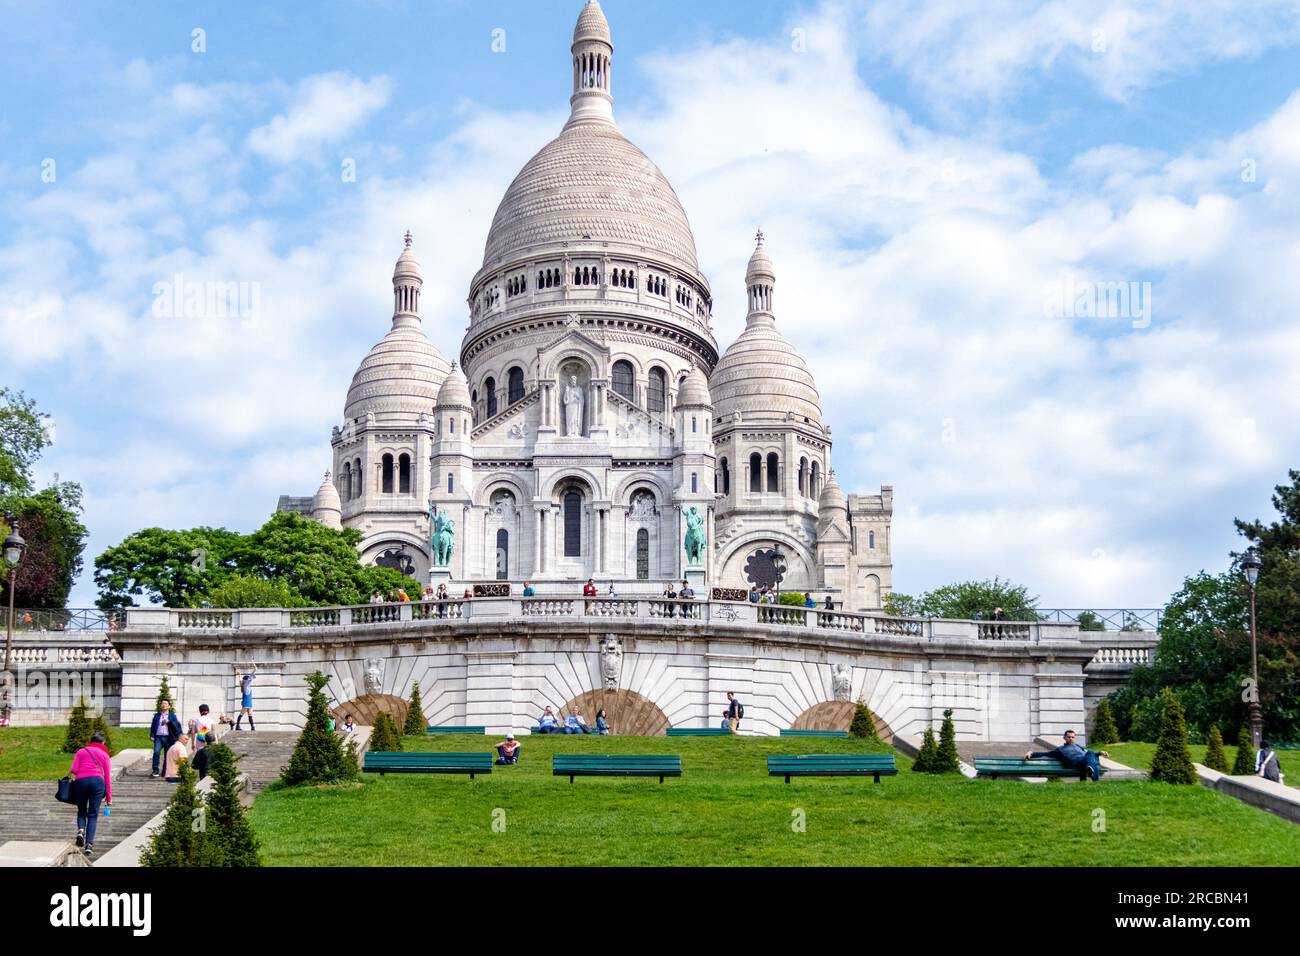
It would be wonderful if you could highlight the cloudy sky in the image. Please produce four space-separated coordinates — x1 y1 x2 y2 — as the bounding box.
4 0 1299 608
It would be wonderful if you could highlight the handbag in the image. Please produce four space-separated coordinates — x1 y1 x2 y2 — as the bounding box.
56 776 75 804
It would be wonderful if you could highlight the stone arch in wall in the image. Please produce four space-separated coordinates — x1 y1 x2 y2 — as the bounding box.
330 693 409 728
790 700 893 740
558 688 670 736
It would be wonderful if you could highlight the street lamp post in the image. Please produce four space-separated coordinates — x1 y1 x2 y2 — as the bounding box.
2 522 27 727
1242 547 1263 749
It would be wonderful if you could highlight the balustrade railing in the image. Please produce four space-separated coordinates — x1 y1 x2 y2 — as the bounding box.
1089 646 1153 665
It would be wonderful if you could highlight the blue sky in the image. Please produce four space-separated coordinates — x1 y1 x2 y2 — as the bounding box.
5 0 1300 608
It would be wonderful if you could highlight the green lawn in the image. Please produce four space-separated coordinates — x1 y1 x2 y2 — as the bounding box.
1108 742 1294 786
248 734 1300 866
0 726 152 780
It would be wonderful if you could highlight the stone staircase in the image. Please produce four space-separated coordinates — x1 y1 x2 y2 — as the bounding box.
217 730 299 793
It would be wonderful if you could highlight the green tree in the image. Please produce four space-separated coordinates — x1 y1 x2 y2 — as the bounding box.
62 697 92 753
912 727 939 773
849 700 881 741
1 483 87 610
204 573 307 609
1091 698 1120 745
280 672 359 787
91 712 112 753
140 760 221 867
403 683 425 736
778 591 806 607
0 388 52 500
155 676 176 712
891 578 1039 621
368 711 403 752
935 709 961 773
1149 689 1197 784
1203 725 1229 772
1075 610 1106 632
1232 727 1256 776
94 526 242 610
204 743 261 866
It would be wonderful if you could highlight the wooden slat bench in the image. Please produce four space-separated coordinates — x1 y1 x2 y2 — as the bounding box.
779 729 850 738
529 726 600 735
767 753 897 783
424 725 487 735
363 752 493 778
974 756 1105 780
553 754 682 783
666 727 732 737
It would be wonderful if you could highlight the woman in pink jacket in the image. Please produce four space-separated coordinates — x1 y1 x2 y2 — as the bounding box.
68 731 112 857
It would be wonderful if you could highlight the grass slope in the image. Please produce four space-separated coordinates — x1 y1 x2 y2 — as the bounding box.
1107 742 1292 787
249 735 1300 866
0 726 152 780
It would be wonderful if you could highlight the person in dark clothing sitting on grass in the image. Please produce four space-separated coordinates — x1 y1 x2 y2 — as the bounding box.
1025 729 1109 781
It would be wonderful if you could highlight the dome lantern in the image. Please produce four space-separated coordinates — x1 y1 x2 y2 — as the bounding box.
568 0 614 128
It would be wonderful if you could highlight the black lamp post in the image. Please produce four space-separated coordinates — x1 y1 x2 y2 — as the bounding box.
1242 547 1263 748
2 522 26 726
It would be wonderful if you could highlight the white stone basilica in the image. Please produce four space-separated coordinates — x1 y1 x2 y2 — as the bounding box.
285 0 894 609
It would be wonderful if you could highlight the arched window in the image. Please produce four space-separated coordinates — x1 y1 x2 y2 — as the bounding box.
353 458 362 498
810 461 820 498
563 491 582 557
398 454 411 494
691 472 698 494
496 529 509 580
647 367 666 412
869 530 876 549
721 458 730 495
767 453 780 493
341 462 351 502
691 416 697 433
447 473 454 494
485 377 497 418
507 367 524 404
798 457 807 496
636 528 649 580
382 454 394 494
749 453 762 493
612 360 635 402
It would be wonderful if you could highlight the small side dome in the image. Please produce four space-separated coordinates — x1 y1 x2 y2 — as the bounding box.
818 469 847 512
393 233 422 284
676 364 712 409
573 0 612 45
312 471 342 530
436 362 472 410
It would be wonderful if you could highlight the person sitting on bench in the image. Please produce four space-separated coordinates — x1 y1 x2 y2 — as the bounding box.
564 708 590 734
1025 729 1109 780
538 706 561 733
495 735 520 765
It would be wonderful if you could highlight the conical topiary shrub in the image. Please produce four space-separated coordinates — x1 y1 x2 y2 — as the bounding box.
402 682 425 736
280 672 360 787
1148 689 1196 784
936 709 961 773
368 711 402 753
1232 727 1256 776
1203 725 1229 772
155 675 176 712
912 727 939 773
205 743 261 867
62 696 92 753
849 700 881 742
140 759 222 867
1091 699 1120 746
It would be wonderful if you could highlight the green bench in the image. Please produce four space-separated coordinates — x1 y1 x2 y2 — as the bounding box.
780 729 850 738
767 753 897 783
363 752 493 778
666 727 731 737
424 725 486 735
529 726 602 735
974 756 1105 780
553 754 682 783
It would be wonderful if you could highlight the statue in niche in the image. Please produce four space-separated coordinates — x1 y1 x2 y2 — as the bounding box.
364 657 385 696
630 492 656 519
600 635 623 689
562 374 584 437
832 664 852 702
682 505 706 567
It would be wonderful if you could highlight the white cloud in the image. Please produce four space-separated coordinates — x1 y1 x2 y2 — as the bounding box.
247 72 391 164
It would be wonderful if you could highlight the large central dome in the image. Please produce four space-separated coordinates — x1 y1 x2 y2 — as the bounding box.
481 122 699 272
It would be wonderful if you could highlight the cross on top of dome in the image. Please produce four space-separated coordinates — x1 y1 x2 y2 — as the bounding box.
404 230 413 248
755 228 765 247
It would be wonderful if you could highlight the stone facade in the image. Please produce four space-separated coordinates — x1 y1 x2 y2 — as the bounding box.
280 0 893 610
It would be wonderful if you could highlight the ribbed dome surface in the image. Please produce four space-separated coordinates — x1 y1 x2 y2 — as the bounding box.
436 364 472 409
710 319 822 426
573 0 611 43
344 325 450 422
676 365 712 408
481 122 699 276
313 472 342 512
